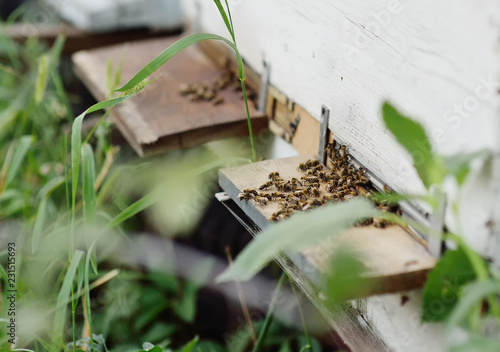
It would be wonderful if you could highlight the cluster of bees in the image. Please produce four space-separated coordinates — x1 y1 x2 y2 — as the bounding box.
178 70 255 105
238 143 399 226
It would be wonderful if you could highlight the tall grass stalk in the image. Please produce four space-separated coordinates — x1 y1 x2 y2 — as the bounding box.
253 272 286 352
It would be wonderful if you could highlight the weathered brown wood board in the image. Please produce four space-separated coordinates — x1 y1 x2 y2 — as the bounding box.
219 155 435 297
72 36 267 156
8 23 179 54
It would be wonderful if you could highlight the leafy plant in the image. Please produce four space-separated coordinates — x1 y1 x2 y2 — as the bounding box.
381 102 500 350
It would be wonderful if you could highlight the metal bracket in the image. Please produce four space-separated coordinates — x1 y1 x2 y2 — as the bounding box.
427 188 446 258
258 61 271 113
317 105 330 164
216 192 261 236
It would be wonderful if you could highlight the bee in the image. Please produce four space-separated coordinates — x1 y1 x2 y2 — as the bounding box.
298 163 308 171
212 97 224 105
287 195 300 204
290 178 303 187
302 176 319 184
325 142 336 159
345 176 353 186
238 192 253 200
313 165 324 172
337 167 346 178
326 171 339 180
383 184 394 193
308 199 324 207
179 83 196 95
203 89 216 101
255 195 268 205
269 172 281 182
317 171 327 181
322 195 336 202
270 214 280 222
306 169 315 176
259 181 273 190
305 159 320 168
294 189 308 200
361 176 370 183
271 192 287 200
373 217 386 228
259 193 273 200
308 187 320 197
378 204 392 212
243 189 258 196
339 146 347 158
326 182 337 193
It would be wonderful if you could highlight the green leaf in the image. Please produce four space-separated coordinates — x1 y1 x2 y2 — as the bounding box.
447 280 500 328
178 336 199 352
325 247 370 303
382 102 445 188
216 198 378 282
174 283 198 323
450 336 500 352
139 346 163 352
104 192 157 230
443 150 492 186
194 341 225 352
52 250 85 339
422 247 476 322
71 115 83 214
32 198 48 254
115 33 236 93
213 0 235 41
81 144 97 223
4 135 32 188
72 95 134 214
36 176 65 200
35 54 49 103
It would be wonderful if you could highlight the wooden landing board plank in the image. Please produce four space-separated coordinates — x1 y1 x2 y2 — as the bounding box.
72 36 267 156
218 155 435 296
8 23 180 54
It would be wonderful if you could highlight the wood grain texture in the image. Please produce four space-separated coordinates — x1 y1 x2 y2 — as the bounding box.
185 0 500 257
219 155 435 293
72 36 267 156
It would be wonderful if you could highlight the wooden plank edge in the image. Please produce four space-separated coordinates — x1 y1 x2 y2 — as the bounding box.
8 23 182 54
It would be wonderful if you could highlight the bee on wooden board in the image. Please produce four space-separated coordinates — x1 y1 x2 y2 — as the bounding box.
298 163 308 172
255 195 268 206
259 181 273 190
238 192 253 200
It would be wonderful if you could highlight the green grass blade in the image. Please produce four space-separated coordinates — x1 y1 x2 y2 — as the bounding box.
178 336 199 352
115 33 236 93
35 55 49 104
48 33 66 71
5 135 32 188
72 95 134 215
217 198 378 282
37 176 65 200
71 115 83 217
81 144 97 223
84 245 94 336
104 192 157 230
32 198 48 254
213 0 235 41
52 250 85 339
